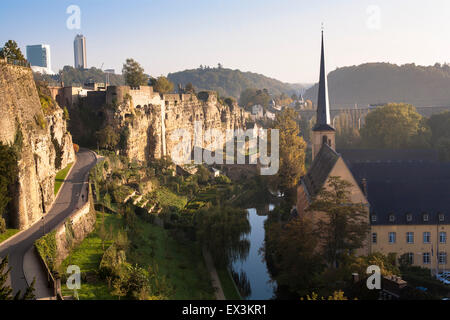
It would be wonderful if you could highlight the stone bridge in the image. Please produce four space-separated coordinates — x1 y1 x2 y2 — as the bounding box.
299 105 450 129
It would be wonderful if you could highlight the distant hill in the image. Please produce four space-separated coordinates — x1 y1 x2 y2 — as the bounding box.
167 67 307 99
304 63 450 108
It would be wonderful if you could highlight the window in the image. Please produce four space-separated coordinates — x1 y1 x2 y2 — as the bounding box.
423 214 429 222
423 253 431 264
372 233 377 244
371 215 377 222
440 232 447 244
389 214 395 222
439 252 447 265
406 232 414 244
389 232 396 244
439 214 445 222
407 252 414 265
423 232 431 244
406 214 412 222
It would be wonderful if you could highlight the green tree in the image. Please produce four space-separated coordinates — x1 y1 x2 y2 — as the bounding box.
0 143 18 230
96 126 120 151
264 216 324 297
195 205 250 266
270 108 307 198
427 111 450 161
360 103 431 149
0 40 25 61
122 59 147 87
0 256 36 300
239 88 272 110
307 176 370 268
185 82 195 93
152 76 174 94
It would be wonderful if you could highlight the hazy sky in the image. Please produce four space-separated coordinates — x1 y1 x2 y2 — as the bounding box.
1 0 450 83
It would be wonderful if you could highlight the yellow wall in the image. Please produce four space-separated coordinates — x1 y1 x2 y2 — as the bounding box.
371 224 450 272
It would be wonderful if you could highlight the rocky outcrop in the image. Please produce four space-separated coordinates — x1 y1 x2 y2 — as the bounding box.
105 86 247 162
0 60 75 230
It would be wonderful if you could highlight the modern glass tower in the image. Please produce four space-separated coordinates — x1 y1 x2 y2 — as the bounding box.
74 34 87 69
26 44 52 69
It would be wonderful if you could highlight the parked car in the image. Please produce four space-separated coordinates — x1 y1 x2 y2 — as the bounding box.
437 274 450 285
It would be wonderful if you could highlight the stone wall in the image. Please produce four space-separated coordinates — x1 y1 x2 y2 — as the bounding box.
53 189 96 266
0 61 75 229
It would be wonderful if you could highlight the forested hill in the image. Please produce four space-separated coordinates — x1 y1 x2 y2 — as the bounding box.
304 63 450 108
168 67 306 99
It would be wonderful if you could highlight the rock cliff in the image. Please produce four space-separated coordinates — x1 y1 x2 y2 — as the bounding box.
0 60 75 230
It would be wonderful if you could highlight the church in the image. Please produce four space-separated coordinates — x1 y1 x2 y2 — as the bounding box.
296 31 450 273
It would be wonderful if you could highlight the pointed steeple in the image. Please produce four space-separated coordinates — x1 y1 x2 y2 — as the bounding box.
313 29 334 132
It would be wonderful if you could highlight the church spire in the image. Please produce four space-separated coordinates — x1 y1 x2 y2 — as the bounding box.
313 28 334 131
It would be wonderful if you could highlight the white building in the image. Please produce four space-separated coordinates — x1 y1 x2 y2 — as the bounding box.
74 34 87 69
26 44 55 74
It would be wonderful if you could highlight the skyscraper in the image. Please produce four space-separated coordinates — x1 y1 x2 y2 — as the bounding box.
26 44 52 69
74 34 87 69
26 44 55 75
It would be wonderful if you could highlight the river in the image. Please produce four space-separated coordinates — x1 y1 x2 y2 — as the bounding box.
231 205 276 300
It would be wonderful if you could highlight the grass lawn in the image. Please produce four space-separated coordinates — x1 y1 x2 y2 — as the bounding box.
217 267 241 300
154 187 187 210
127 218 215 300
54 163 73 195
59 212 122 300
0 229 20 244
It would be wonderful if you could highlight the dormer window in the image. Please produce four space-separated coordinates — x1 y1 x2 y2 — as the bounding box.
423 214 429 222
439 214 445 222
406 214 412 222
371 215 377 222
389 214 395 222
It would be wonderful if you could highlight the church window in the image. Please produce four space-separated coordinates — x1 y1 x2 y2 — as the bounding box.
322 135 328 145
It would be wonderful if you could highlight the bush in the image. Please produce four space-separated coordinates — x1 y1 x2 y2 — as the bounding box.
73 143 80 153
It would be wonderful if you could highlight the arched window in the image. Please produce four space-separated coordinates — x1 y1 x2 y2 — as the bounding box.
322 135 328 145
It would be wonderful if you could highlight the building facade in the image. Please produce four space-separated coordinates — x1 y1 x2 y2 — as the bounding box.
26 44 54 74
296 31 450 273
74 34 87 69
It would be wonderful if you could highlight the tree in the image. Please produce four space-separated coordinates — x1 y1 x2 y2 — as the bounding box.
0 143 18 230
152 76 174 94
1 256 36 300
270 108 307 198
122 59 147 87
307 176 370 267
96 126 120 151
264 216 324 297
427 111 450 161
185 82 195 93
239 88 272 110
0 40 25 61
360 103 431 149
195 205 250 266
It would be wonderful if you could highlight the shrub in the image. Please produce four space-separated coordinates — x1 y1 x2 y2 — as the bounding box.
73 143 80 153
34 113 47 130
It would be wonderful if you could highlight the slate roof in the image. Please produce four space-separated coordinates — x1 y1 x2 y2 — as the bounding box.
302 144 340 198
341 149 450 225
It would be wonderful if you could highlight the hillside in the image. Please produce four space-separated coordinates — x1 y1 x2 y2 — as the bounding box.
168 67 306 99
304 63 450 108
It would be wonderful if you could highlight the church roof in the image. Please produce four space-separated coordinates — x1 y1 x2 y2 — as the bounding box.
342 150 450 225
302 144 340 198
339 149 439 163
313 30 333 132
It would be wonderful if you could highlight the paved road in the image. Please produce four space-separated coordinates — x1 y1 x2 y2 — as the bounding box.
0 148 98 297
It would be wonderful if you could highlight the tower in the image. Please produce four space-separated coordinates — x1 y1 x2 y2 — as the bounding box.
74 34 87 69
312 29 335 160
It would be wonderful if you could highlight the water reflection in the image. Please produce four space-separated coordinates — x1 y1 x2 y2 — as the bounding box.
231 206 276 300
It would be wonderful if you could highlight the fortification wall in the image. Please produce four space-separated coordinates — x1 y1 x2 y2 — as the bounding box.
0 61 75 229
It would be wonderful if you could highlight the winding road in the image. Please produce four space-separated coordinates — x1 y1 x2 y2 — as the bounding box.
0 148 99 298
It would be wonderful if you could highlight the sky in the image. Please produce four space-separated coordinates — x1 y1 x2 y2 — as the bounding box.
1 0 450 83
